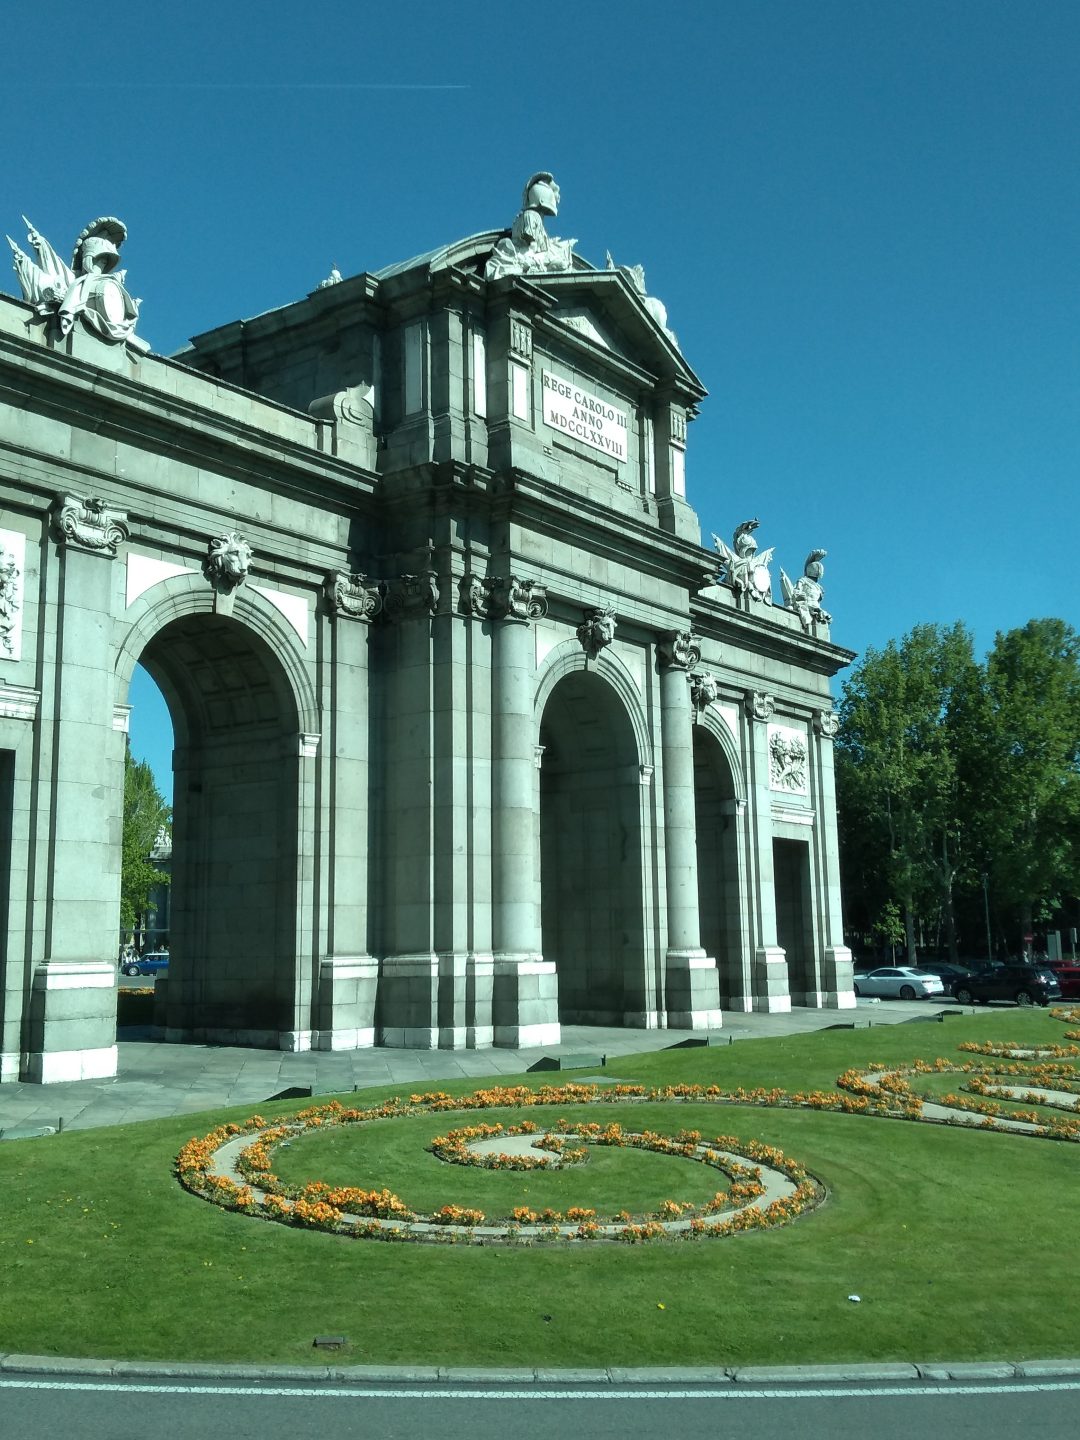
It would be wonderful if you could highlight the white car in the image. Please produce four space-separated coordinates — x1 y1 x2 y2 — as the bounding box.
853 966 945 1001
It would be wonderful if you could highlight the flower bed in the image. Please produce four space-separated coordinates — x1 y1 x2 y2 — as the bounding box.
176 1083 821 1245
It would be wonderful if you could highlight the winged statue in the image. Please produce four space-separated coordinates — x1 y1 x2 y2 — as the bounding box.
712 519 774 605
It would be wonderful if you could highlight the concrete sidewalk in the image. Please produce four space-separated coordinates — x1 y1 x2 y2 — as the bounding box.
0 1000 967 1138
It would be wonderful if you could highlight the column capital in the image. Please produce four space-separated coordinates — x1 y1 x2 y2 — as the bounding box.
52 493 129 556
324 569 382 622
744 689 775 722
382 570 439 621
488 575 547 623
656 628 700 672
814 707 840 739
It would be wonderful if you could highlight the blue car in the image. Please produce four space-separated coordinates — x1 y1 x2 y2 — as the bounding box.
121 951 169 977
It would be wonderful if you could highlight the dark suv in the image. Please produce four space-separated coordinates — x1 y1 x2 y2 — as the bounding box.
953 965 1061 1008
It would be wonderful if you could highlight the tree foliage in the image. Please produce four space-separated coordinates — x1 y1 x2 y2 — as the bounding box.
836 618 1080 959
120 747 171 934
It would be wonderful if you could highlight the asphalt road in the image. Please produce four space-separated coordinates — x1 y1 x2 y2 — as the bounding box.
2 1375 1079 1440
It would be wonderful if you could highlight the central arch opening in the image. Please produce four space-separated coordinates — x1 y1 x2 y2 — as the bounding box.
539 670 644 1026
133 612 302 1047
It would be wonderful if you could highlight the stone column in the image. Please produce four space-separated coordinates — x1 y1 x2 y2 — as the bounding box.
25 496 128 1083
376 566 440 1048
315 572 382 1050
489 576 559 1048
657 631 721 1029
812 708 856 1008
744 690 792 1013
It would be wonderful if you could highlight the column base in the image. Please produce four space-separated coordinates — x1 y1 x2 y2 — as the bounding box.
492 955 560 1048
819 945 857 1008
377 952 438 1046
23 1044 117 1084
751 946 792 1012
1 1051 21 1082
25 960 118 1084
317 955 379 1050
665 949 722 1029
280 1030 314 1052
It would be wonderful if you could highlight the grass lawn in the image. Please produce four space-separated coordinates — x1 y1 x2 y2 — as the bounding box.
2 1010 1079 1368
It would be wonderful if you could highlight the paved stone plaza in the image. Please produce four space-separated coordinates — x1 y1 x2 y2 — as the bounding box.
0 177 855 1086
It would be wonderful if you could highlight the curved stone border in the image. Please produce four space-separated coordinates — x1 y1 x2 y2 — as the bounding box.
176 1084 822 1244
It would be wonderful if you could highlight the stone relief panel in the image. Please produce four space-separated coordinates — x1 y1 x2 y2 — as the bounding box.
768 724 809 796
0 528 25 661
52 494 130 556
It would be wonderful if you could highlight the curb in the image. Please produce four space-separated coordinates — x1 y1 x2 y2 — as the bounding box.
3 1353 1080 1383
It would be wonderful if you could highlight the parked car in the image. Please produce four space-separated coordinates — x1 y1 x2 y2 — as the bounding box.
1044 962 1080 999
120 951 169 977
910 961 975 997
853 967 946 1001
952 965 1061 1008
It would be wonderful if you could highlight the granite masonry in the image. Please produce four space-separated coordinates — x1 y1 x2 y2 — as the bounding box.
0 185 855 1084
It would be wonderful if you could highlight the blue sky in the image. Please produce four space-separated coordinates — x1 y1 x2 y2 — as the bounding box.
4 1 1078 797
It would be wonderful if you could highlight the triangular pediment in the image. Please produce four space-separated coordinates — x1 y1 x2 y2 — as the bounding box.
532 270 705 401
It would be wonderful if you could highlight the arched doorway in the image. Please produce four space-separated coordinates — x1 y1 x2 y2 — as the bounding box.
133 612 303 1046
539 670 644 1025
694 727 746 1005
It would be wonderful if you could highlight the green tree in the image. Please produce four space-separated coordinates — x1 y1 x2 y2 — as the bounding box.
120 746 171 936
836 623 980 962
960 619 1080 949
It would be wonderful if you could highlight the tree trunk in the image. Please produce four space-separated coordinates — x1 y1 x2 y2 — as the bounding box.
904 900 917 966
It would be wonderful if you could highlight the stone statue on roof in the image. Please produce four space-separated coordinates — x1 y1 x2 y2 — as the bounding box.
605 252 679 350
781 550 832 633
713 519 774 605
6 214 147 351
485 172 577 281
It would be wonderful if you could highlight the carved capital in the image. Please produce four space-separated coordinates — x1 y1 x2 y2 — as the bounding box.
202 531 253 595
488 575 548 622
656 628 700 671
744 689 775 722
382 570 440 621
458 572 493 619
690 673 720 711
577 604 616 659
324 570 382 622
52 494 129 556
814 708 840 740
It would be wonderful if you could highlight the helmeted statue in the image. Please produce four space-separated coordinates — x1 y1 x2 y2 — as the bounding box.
6 215 147 350
713 518 774 605
485 173 577 281
781 549 832 633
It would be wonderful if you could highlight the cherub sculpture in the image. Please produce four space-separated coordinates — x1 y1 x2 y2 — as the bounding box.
485 173 577 281
7 215 146 350
781 550 832 633
713 519 774 605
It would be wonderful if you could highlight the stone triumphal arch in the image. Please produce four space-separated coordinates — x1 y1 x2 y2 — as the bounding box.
0 182 855 1083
